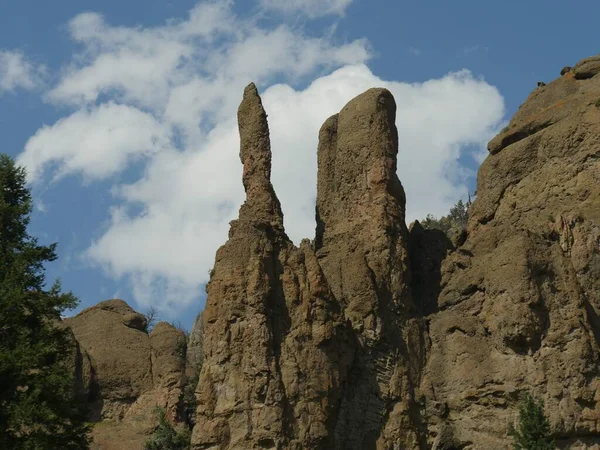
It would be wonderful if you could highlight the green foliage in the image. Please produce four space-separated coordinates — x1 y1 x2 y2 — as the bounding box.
595 98 600 108
0 154 90 449
508 392 553 450
144 408 191 450
419 195 473 241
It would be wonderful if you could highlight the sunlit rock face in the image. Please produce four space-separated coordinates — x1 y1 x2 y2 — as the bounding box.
191 54 600 450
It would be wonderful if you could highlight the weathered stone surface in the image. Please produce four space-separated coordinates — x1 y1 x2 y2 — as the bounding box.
62 325 97 408
237 82 284 229
573 54 600 79
186 312 204 377
66 299 154 420
408 221 452 316
315 88 424 450
421 54 600 449
121 312 147 331
192 83 353 450
66 300 189 449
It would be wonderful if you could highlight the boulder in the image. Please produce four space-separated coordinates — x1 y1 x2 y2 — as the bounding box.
65 299 153 420
573 54 600 79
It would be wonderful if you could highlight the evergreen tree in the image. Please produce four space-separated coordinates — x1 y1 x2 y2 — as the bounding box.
0 154 90 449
509 392 554 450
144 408 191 450
419 193 474 240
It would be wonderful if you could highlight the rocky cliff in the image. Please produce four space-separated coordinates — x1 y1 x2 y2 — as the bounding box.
190 54 600 450
191 83 354 449
420 55 600 450
66 54 600 450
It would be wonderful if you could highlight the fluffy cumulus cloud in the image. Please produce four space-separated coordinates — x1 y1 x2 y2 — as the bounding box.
20 103 171 182
0 50 45 94
260 0 353 17
17 0 504 314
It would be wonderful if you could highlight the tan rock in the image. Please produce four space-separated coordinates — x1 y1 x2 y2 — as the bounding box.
574 54 600 79
421 54 600 449
67 300 189 448
66 299 153 420
186 312 204 377
315 88 424 449
192 83 353 450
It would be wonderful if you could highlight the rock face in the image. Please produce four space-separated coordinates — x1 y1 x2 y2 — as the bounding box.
66 299 153 420
314 89 424 449
65 299 188 449
192 54 600 450
192 83 353 450
421 54 600 449
192 85 427 449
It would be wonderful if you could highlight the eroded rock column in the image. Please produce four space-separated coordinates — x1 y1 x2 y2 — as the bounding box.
315 88 425 450
192 84 352 450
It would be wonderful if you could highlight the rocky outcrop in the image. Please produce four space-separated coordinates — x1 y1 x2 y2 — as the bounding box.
66 299 154 420
191 53 600 450
314 88 424 449
71 53 599 449
65 299 188 449
420 54 600 449
573 55 600 80
191 84 433 449
191 83 353 450
408 221 452 317
187 312 204 378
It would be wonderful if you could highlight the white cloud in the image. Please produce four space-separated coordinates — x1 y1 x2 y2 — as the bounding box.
0 50 45 94
260 0 353 17
19 102 171 182
266 67 504 241
18 1 504 315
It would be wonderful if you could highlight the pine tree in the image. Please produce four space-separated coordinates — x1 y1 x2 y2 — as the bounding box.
420 193 474 241
144 408 191 450
0 154 90 449
509 392 554 450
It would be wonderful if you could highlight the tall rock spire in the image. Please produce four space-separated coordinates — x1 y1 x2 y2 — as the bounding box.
315 88 424 449
316 87 413 334
192 84 352 450
236 82 284 229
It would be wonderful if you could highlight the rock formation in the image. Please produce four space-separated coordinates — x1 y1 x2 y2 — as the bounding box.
191 83 353 449
314 89 424 449
65 299 188 449
191 84 426 449
421 54 600 449
186 312 204 378
63 53 600 450
191 53 600 450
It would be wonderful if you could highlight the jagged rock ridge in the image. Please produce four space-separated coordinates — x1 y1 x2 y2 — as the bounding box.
191 82 353 449
192 53 600 450
192 85 426 449
65 53 600 450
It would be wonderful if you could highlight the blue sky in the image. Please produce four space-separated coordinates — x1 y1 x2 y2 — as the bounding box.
1 0 598 331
